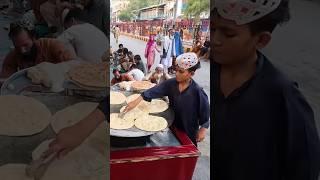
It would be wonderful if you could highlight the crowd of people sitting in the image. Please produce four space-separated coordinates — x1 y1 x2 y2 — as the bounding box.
192 36 210 60
0 0 108 80
110 43 172 86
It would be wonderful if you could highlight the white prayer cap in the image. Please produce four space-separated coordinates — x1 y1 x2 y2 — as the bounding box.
156 64 164 69
214 0 282 25
176 52 199 70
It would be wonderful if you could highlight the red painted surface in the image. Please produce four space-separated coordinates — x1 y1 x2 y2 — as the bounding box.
110 127 200 180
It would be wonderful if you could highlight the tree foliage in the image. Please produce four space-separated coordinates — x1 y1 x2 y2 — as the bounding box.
183 0 210 22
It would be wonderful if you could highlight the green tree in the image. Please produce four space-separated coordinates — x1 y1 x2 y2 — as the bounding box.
118 10 132 22
183 0 210 23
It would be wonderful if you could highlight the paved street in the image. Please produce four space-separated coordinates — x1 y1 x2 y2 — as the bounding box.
110 35 211 180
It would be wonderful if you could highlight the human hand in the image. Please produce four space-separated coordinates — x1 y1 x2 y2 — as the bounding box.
42 124 87 159
196 127 207 142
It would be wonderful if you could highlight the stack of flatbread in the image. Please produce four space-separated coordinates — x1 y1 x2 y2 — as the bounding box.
131 81 156 92
110 96 169 132
67 62 109 90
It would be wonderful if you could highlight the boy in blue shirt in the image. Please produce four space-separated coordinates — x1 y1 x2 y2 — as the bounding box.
124 52 210 145
213 0 320 179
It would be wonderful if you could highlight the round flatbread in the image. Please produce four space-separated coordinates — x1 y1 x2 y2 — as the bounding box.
110 113 135 130
32 140 107 180
51 102 99 133
110 91 126 105
147 99 169 113
119 106 148 121
126 94 149 111
118 81 134 90
0 164 33 180
68 63 108 88
131 81 156 91
0 95 51 136
134 115 168 132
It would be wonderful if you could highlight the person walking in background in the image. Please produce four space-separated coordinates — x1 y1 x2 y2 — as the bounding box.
114 25 120 44
161 28 175 74
173 30 184 73
145 34 160 73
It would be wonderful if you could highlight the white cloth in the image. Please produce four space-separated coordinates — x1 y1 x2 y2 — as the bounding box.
127 69 145 81
58 23 108 63
161 36 175 68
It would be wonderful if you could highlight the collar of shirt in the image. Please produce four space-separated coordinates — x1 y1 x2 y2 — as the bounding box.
214 51 265 100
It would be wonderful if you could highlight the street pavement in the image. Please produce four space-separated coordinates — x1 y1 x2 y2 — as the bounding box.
110 35 211 180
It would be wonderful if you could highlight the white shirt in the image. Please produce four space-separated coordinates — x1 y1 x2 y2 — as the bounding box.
127 69 145 81
58 23 108 63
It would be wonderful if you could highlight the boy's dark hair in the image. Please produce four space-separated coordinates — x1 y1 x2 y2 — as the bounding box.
188 62 201 72
134 55 141 61
248 0 290 34
113 69 119 74
64 8 83 24
213 0 290 34
119 44 123 48
8 23 34 40
123 48 128 55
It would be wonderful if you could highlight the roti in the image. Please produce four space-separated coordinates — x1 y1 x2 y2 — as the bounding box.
131 81 156 91
147 99 169 113
0 95 51 136
119 106 148 121
110 91 126 105
118 81 134 90
51 102 99 133
0 164 33 180
110 113 134 130
68 63 108 88
134 115 168 132
32 139 107 180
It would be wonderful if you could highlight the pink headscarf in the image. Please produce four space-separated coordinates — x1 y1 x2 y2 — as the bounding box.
146 35 155 56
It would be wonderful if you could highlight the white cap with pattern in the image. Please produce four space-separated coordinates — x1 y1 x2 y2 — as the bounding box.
215 0 282 25
176 52 199 70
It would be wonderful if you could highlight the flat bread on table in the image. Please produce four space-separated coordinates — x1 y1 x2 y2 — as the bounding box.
119 106 148 121
0 95 51 136
51 102 99 133
110 91 126 105
134 115 168 132
118 81 135 91
147 99 169 113
68 63 108 88
32 139 107 180
131 81 156 91
110 113 135 130
0 164 33 180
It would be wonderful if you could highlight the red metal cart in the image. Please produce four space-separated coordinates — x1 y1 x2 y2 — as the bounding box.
110 126 200 180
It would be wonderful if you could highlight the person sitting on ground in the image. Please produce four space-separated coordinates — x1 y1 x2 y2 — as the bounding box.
148 64 171 84
121 48 129 59
199 36 210 59
127 51 134 60
111 68 134 85
57 8 108 63
127 64 145 81
192 40 202 57
117 44 124 54
0 23 75 78
134 55 146 75
117 58 130 74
